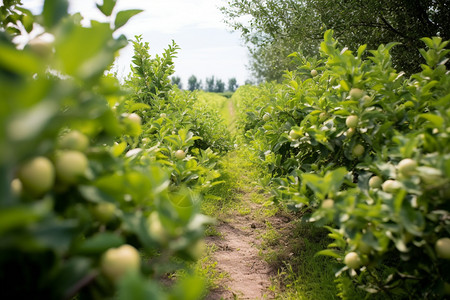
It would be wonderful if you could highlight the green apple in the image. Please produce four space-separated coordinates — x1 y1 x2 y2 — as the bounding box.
175 149 186 159
352 144 365 157
346 115 359 128
147 212 167 243
55 151 88 184
311 69 318 77
263 113 271 121
435 238 450 259
382 180 402 193
59 131 89 152
346 128 355 138
349 88 364 99
101 244 140 281
368 176 382 189
127 113 141 125
18 156 55 196
11 178 23 196
92 202 116 223
344 252 362 269
398 158 417 177
322 199 334 209
289 129 300 139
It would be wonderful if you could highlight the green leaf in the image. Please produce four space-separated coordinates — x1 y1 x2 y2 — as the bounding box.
96 0 117 16
315 249 340 258
79 185 117 203
55 21 115 79
419 113 444 128
76 232 124 255
112 141 127 157
114 9 143 30
31 219 78 253
42 0 69 29
0 43 42 74
118 272 164 300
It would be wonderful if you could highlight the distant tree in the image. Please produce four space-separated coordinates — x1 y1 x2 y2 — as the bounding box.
214 79 225 93
205 76 215 92
227 78 238 92
244 79 254 85
171 76 182 89
187 75 202 91
222 0 450 80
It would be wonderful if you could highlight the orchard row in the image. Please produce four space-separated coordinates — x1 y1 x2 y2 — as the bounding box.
232 31 450 298
1 1 231 299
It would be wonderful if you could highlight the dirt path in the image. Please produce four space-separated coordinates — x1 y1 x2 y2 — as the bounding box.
202 101 287 299
205 198 274 300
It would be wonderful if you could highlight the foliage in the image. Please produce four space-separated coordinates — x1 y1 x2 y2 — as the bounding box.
171 76 182 89
0 1 230 298
221 0 450 81
227 77 238 92
187 75 202 91
232 30 450 298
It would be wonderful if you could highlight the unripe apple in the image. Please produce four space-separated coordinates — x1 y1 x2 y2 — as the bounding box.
344 252 362 269
18 156 55 196
147 212 167 243
435 238 450 259
346 115 359 128
311 69 318 77
127 113 141 125
101 244 140 281
175 149 186 159
289 130 300 139
92 202 116 223
55 151 88 184
369 176 382 189
11 178 23 196
160 113 167 118
352 144 365 157
346 128 355 138
59 131 89 152
322 199 334 209
263 113 271 121
382 180 402 193
362 95 371 103
349 88 364 99
398 158 417 177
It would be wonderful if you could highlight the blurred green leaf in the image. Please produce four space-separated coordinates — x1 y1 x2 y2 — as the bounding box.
0 43 42 74
114 9 143 30
315 249 340 258
118 272 165 300
76 232 124 255
42 0 68 29
96 0 117 16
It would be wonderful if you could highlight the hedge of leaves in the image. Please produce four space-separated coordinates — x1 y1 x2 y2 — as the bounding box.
233 30 450 298
0 1 230 299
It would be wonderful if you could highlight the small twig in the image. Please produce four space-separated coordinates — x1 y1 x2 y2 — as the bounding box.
64 270 99 300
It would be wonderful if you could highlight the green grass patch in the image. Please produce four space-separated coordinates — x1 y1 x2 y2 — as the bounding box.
259 221 368 300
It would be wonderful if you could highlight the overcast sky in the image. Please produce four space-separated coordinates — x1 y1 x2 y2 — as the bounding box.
21 0 252 86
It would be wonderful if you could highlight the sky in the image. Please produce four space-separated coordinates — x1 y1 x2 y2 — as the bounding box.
20 0 252 87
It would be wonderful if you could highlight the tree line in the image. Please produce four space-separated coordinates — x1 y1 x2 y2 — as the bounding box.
171 75 251 92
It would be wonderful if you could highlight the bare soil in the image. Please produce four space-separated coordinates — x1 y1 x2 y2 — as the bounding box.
204 193 293 300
